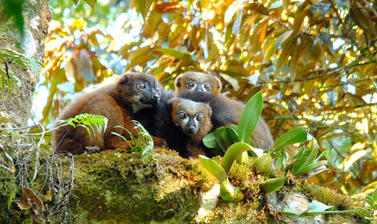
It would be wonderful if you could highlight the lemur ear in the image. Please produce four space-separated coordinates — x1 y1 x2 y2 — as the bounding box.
215 76 222 93
174 75 182 88
167 97 178 105
119 72 133 84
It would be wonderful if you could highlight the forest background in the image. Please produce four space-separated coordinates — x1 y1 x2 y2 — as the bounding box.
2 0 377 202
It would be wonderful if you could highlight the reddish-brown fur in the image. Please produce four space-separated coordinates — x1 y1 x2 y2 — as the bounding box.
52 72 162 154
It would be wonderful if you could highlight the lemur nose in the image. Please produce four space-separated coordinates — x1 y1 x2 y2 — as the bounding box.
153 94 160 100
188 126 195 134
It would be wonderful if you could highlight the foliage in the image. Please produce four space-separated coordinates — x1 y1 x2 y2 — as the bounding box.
60 113 108 140
283 200 355 217
199 143 248 202
291 139 327 176
112 120 154 163
202 92 334 201
0 0 25 37
199 93 326 201
42 0 377 195
0 124 75 223
0 48 41 94
203 92 265 161
359 189 377 222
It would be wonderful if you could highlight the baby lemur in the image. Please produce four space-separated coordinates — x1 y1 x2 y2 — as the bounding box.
154 91 232 158
52 72 162 155
175 71 274 150
153 92 216 158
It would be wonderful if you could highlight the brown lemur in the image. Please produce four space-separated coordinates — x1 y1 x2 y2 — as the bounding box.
175 71 274 150
153 93 216 158
153 92 232 158
52 72 163 155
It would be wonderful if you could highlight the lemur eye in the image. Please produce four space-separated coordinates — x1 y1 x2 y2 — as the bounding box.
155 88 160 93
196 114 204 121
177 112 186 119
137 82 146 89
186 82 195 89
203 83 212 91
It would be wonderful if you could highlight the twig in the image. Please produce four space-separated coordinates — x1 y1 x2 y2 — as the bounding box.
268 60 377 84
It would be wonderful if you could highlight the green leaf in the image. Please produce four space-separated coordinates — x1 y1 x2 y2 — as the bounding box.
203 126 239 150
220 178 243 202
214 127 233 152
271 127 307 152
158 48 195 64
221 142 253 174
202 132 218 148
307 200 333 212
292 140 320 176
300 200 355 216
253 153 272 174
226 126 240 143
61 113 109 140
282 207 302 216
132 121 154 163
262 177 286 194
238 92 263 143
199 155 227 183
372 188 377 201
301 209 355 216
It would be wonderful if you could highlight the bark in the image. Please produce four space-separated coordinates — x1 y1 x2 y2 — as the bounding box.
0 0 50 127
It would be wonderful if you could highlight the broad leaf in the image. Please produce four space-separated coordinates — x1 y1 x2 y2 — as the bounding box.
220 178 243 202
253 153 272 174
158 48 195 64
214 127 233 152
203 126 239 151
221 142 253 174
202 132 217 148
271 127 307 152
238 92 263 143
307 200 333 212
262 178 286 194
199 155 227 183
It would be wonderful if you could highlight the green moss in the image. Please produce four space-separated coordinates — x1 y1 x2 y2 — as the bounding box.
298 182 363 209
298 182 368 223
68 148 201 223
0 169 19 223
206 199 268 223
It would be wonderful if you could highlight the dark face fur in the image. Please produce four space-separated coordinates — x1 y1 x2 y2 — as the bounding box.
171 98 212 144
175 72 222 94
116 72 162 112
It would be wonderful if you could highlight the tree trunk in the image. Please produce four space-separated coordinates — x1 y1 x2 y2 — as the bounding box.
0 0 50 127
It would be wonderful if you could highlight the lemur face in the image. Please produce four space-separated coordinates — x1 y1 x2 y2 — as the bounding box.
174 72 222 94
117 72 162 112
171 98 212 139
184 79 213 93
